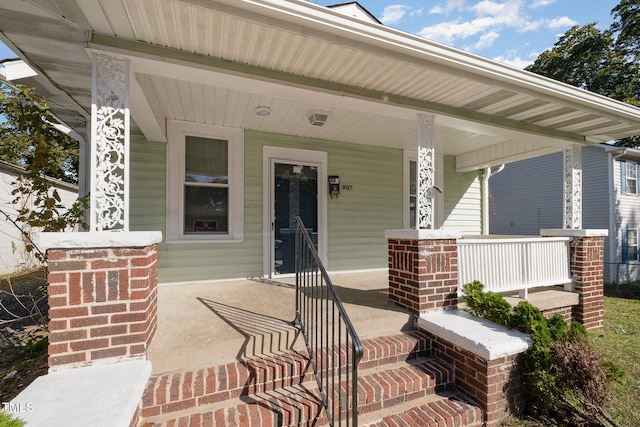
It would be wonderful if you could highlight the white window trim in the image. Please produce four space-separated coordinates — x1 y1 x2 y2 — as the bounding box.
166 120 244 244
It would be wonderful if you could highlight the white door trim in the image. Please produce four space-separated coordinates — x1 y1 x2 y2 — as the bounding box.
262 146 328 277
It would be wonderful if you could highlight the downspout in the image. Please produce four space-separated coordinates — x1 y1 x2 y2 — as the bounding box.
482 164 505 235
610 149 628 283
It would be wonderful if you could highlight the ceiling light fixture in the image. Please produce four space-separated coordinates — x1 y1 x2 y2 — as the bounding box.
256 106 271 116
308 110 330 126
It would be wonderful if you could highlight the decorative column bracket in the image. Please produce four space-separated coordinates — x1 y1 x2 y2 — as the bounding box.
417 113 435 230
90 53 130 231
563 145 582 230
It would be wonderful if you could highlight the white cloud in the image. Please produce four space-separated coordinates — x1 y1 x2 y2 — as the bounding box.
380 5 410 25
547 16 577 29
429 0 466 15
492 48 539 68
471 30 500 50
530 0 556 8
493 54 532 68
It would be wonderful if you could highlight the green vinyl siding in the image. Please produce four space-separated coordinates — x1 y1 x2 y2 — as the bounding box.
130 130 402 284
442 156 482 234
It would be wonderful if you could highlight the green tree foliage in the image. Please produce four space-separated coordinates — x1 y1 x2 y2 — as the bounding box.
0 84 80 183
526 0 640 148
0 84 88 262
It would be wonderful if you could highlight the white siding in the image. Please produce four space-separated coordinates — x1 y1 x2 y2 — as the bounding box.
443 156 482 234
0 163 78 275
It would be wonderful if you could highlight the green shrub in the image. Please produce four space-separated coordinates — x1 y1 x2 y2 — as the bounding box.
0 411 25 427
461 282 615 426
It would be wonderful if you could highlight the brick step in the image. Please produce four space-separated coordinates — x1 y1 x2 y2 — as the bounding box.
142 331 433 419
141 356 460 427
141 386 482 427
362 390 484 427
357 357 455 415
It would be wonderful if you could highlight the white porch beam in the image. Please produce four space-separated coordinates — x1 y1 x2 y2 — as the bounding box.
456 140 570 172
417 113 436 229
90 53 130 231
130 73 167 142
563 144 582 229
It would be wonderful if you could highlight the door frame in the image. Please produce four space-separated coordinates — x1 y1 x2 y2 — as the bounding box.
262 146 328 277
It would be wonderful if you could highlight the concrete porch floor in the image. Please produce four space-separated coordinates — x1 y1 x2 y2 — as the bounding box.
147 270 415 373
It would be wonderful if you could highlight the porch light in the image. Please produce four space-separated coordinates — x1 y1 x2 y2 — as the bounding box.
308 110 330 126
256 106 271 116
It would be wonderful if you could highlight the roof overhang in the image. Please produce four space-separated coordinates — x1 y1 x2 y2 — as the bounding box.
1 0 639 172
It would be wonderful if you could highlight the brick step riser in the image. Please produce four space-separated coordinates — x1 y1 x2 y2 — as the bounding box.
143 333 434 418
142 358 454 426
142 391 482 427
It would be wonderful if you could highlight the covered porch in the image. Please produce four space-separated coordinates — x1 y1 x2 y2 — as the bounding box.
148 270 413 374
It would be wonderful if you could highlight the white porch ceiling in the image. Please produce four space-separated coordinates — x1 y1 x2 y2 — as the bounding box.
1 0 640 171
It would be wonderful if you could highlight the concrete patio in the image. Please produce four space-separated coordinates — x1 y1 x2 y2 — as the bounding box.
147 269 415 373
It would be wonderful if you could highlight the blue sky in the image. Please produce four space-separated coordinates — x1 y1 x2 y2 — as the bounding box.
0 0 621 69
316 0 620 68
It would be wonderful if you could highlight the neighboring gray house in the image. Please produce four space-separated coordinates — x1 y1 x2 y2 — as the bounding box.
490 143 640 284
0 161 78 275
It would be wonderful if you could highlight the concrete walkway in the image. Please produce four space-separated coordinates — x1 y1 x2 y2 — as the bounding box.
147 270 414 373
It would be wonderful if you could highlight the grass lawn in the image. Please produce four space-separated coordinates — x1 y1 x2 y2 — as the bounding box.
589 284 640 427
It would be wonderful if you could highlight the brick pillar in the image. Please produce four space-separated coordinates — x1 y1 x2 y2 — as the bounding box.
385 229 462 315
541 229 607 331
41 231 162 371
570 235 605 330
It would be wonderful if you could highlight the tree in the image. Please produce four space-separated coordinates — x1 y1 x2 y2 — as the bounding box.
0 83 88 262
0 84 80 183
526 1 640 147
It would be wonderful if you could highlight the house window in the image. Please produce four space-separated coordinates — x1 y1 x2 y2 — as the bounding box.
624 229 639 263
621 160 638 195
167 121 244 243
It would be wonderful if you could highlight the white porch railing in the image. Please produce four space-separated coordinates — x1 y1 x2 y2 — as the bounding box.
457 236 572 299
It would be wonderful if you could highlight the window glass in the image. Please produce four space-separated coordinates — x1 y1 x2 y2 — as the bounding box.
629 229 638 262
184 187 229 234
184 136 229 235
626 162 637 195
185 136 228 184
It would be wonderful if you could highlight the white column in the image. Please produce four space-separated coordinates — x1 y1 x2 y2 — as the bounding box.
90 53 130 231
563 144 582 229
417 113 435 229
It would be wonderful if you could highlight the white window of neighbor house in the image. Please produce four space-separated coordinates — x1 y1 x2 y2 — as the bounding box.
167 121 244 243
625 229 639 263
622 160 638 195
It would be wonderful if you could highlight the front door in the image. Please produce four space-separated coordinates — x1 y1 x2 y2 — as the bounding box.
273 162 318 274
263 147 327 278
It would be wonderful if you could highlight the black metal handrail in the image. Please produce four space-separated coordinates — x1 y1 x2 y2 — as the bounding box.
293 216 363 427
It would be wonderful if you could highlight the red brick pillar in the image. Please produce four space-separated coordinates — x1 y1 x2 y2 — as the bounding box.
40 232 162 371
385 230 462 315
570 235 606 330
541 229 607 331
